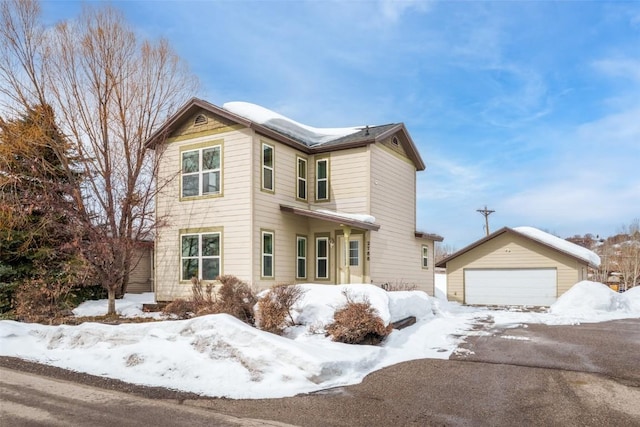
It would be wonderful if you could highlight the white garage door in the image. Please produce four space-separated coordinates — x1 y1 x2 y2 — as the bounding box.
464 268 557 306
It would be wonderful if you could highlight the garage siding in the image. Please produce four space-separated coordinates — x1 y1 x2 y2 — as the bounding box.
446 232 584 304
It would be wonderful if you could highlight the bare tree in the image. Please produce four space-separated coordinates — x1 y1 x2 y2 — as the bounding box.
435 242 457 264
1 0 198 314
614 219 640 291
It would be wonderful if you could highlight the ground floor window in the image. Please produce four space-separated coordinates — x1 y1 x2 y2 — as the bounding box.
181 232 221 281
262 230 274 278
296 236 307 279
316 236 329 279
422 245 429 269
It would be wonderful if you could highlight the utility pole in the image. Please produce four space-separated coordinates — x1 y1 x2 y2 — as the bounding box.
477 206 495 236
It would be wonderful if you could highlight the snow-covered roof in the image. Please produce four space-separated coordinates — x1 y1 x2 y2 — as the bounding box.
436 226 602 268
223 101 362 146
513 226 601 267
316 209 376 224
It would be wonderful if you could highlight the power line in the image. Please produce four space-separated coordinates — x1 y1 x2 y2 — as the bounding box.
476 206 495 236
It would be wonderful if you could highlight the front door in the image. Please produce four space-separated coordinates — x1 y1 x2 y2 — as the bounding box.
337 234 364 284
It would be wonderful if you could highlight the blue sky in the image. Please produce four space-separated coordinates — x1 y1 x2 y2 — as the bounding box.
42 0 640 249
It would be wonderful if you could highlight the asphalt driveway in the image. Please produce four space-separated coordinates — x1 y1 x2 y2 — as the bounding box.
184 317 640 426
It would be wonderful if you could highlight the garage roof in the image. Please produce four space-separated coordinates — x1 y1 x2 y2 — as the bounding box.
436 226 601 269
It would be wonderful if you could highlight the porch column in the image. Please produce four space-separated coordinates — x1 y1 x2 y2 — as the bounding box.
343 226 351 284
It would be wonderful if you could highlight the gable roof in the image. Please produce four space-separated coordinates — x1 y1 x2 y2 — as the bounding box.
144 98 426 170
435 226 601 269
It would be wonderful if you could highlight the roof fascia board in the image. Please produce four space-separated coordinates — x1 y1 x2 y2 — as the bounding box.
280 204 380 231
415 231 444 242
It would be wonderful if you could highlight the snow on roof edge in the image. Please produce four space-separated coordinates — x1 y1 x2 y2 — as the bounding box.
513 226 601 267
222 101 363 146
316 209 376 224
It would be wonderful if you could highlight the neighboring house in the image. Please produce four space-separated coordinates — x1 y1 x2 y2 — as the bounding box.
144 98 442 301
436 226 601 306
127 241 154 294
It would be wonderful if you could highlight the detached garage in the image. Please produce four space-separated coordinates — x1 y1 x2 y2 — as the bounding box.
436 227 600 306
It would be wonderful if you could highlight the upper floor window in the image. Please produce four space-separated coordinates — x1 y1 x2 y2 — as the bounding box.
422 245 429 269
181 145 221 198
262 143 274 192
297 157 307 200
181 232 221 281
316 158 329 201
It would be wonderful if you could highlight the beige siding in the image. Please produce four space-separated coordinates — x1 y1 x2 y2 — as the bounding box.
127 246 153 294
154 125 253 301
153 109 434 300
369 144 434 295
445 233 587 303
321 147 370 213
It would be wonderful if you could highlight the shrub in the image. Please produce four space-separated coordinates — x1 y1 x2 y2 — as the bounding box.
256 284 306 335
0 282 18 314
64 284 108 308
326 292 392 345
191 277 214 308
162 298 195 319
14 278 75 323
214 275 257 325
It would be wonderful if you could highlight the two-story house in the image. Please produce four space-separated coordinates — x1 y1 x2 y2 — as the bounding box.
145 98 442 301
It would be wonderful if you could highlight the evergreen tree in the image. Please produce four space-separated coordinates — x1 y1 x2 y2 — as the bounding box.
0 104 89 317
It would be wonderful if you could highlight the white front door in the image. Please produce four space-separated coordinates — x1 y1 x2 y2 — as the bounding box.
337 234 364 284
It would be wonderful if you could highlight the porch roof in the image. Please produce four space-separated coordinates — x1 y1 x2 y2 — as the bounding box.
280 204 380 231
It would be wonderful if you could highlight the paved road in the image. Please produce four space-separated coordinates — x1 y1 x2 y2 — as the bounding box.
2 318 639 426
0 367 293 427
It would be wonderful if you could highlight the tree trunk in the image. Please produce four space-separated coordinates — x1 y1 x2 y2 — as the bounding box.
107 287 116 316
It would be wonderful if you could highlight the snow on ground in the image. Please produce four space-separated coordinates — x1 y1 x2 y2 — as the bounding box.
1 281 639 399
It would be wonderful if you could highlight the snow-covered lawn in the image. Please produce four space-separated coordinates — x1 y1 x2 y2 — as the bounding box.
1 281 638 399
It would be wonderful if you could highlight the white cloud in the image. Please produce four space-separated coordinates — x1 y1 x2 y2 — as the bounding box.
417 154 488 201
592 58 640 82
378 0 433 23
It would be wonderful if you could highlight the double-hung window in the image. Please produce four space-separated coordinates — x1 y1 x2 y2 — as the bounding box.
422 245 429 269
181 232 221 281
297 157 307 200
316 159 329 201
316 237 329 279
296 236 307 279
262 143 274 192
262 231 274 278
181 145 221 198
